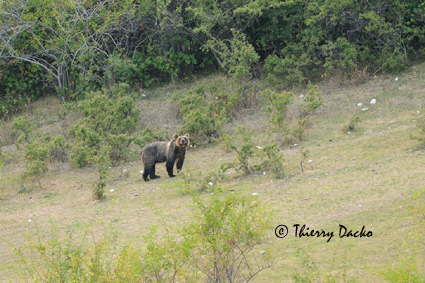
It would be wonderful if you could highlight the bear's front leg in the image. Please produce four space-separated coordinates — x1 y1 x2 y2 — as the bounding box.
166 160 175 177
176 157 184 172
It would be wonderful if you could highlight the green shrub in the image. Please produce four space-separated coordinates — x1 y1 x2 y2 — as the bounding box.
176 79 233 139
263 89 293 131
221 126 285 177
17 192 272 282
253 143 285 179
0 61 48 117
15 221 116 282
380 262 425 283
12 116 68 188
220 126 255 174
342 115 361 133
183 192 273 282
69 83 141 199
411 117 425 147
292 248 355 283
303 82 323 116
379 190 425 282
69 83 140 167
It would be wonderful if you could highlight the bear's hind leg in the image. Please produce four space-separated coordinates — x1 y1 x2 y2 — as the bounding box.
143 168 150 181
150 164 161 179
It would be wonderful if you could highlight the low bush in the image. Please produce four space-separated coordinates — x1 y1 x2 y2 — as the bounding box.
17 192 273 282
11 116 68 188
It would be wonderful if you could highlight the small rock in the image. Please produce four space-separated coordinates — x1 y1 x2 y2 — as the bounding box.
293 144 298 147
256 146 263 149
28 220 32 222
140 170 143 174
395 77 399 81
358 205 363 207
308 160 313 163
211 193 214 195
109 189 114 192
347 131 351 134
135 194 138 197
263 172 266 175
362 108 369 111
357 103 363 107
399 87 401 90
208 182 213 186
370 99 376 104
252 193 258 196
299 94 304 98
259 251 266 255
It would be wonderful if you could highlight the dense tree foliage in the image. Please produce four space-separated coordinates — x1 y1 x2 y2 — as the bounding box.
1 0 424 116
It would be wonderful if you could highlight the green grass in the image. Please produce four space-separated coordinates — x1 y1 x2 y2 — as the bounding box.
1 64 425 282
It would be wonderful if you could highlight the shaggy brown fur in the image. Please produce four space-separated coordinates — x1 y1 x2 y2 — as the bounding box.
141 133 190 181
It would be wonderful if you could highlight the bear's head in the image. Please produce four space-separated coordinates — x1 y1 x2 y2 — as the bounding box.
173 133 190 149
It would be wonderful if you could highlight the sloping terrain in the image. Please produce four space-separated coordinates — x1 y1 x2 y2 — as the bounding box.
1 64 425 282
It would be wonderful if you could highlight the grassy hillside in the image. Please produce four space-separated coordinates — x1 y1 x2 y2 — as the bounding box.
1 64 425 282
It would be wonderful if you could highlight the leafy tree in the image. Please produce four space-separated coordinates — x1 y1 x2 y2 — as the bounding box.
0 0 136 101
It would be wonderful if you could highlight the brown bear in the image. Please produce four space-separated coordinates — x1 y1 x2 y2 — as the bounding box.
140 133 190 181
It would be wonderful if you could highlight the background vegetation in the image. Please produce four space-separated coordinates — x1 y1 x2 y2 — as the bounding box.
1 0 425 116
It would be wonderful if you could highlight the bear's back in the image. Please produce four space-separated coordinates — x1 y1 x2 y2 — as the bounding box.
142 141 169 163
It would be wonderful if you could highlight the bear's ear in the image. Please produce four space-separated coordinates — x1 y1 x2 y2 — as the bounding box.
184 133 189 138
173 134 179 140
